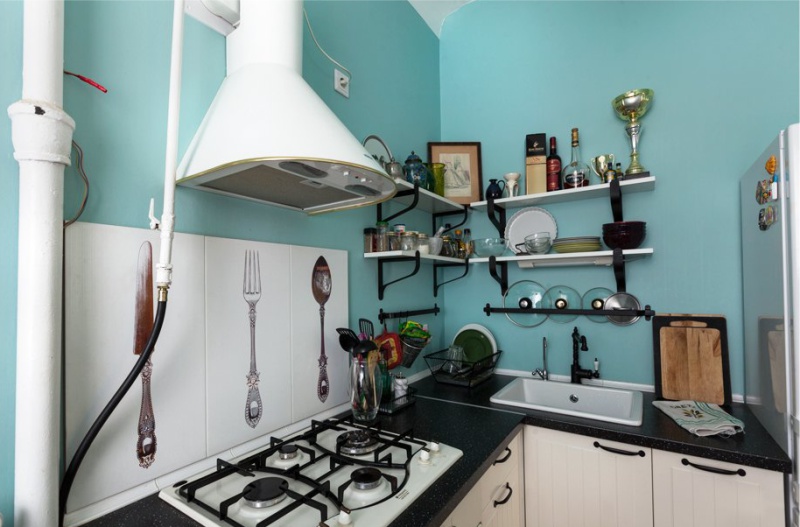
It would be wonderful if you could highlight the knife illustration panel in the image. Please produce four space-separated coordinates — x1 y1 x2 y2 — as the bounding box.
134 241 156 468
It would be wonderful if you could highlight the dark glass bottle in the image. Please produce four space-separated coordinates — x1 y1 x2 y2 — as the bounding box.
546 137 562 191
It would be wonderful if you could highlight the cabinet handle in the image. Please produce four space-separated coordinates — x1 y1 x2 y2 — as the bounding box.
493 482 513 508
593 441 645 457
681 457 746 477
492 447 512 465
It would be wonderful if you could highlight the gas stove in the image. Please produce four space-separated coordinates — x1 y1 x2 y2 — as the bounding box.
159 415 463 526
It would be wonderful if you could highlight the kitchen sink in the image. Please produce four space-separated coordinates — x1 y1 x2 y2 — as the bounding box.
489 377 643 426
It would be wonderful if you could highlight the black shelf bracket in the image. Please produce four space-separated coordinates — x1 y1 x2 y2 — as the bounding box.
433 259 470 297
483 303 656 321
486 197 507 237
610 177 623 222
613 248 626 293
378 304 440 325
377 180 420 224
488 256 508 296
432 207 468 236
377 251 420 301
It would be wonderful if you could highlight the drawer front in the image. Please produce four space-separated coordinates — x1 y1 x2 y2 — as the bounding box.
480 430 523 506
652 449 785 527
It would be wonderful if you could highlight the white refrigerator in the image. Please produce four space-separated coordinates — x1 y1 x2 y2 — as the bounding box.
741 123 799 526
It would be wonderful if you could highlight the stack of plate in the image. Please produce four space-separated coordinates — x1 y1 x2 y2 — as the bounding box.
552 236 602 253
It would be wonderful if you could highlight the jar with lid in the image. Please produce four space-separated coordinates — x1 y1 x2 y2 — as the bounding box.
417 233 429 255
387 231 400 251
363 227 377 253
400 232 419 252
376 221 389 252
440 235 455 257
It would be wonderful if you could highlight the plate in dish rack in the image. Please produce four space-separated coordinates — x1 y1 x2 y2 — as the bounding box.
504 207 557 253
452 324 497 362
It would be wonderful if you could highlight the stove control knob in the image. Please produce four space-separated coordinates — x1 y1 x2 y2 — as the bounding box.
429 441 440 454
419 449 431 464
337 510 352 525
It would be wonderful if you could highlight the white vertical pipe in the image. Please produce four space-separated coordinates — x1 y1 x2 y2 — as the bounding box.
156 0 185 291
226 0 302 75
8 0 74 525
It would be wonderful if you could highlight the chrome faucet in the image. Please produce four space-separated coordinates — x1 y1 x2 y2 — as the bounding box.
532 337 548 380
570 327 599 384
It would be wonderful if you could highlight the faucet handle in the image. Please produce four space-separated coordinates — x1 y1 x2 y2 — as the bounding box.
580 335 588 351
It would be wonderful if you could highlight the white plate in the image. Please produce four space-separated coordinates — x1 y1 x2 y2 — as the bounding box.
452 323 498 359
504 207 558 253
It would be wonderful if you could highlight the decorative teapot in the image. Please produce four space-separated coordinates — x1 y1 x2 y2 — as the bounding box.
403 151 434 192
486 178 506 200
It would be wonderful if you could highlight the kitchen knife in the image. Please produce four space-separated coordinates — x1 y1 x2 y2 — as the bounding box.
134 241 157 468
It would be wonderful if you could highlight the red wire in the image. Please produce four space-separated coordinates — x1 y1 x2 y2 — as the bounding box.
64 70 108 93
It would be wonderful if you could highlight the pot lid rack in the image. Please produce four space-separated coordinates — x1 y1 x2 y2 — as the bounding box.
482 303 656 321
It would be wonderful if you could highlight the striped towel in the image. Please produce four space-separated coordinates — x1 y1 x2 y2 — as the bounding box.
653 400 744 437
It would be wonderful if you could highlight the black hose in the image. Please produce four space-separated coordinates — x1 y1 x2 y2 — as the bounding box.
59 299 168 526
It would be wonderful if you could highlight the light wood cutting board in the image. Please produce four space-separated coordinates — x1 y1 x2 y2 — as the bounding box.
652 314 732 406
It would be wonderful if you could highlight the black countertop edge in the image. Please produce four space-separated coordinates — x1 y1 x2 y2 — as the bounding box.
412 374 792 474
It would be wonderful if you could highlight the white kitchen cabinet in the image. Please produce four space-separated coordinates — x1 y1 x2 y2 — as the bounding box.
652 449 784 527
524 426 654 527
442 429 524 527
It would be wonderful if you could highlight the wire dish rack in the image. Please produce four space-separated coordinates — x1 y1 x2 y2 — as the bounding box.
378 386 416 415
424 349 502 387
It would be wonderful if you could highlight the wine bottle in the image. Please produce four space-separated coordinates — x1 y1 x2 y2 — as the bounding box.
546 137 562 192
561 128 591 189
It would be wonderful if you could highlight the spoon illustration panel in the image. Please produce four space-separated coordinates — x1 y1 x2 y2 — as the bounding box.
312 256 332 402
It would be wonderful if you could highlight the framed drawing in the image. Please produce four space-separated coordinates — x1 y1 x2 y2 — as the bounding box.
427 142 483 205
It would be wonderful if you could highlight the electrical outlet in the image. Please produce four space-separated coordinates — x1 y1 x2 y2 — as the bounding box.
334 69 350 98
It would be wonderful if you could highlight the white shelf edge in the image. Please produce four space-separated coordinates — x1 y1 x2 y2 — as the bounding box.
468 248 654 268
363 250 466 264
390 178 465 214
470 176 656 210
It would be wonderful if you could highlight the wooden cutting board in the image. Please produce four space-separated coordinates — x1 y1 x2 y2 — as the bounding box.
652 314 731 406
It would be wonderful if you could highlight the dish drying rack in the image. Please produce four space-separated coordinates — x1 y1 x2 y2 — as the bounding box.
424 349 502 387
378 386 417 415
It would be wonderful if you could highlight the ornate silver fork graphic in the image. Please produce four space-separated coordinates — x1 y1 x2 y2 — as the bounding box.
243 249 263 428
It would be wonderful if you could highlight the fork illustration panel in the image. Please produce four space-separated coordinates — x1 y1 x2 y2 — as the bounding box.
205 237 292 455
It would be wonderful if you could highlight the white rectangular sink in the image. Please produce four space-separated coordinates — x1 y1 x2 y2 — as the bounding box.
490 377 644 426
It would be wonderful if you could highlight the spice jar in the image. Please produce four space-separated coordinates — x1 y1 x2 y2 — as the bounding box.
417 233 429 255
400 232 419 251
387 231 400 251
376 221 389 252
363 227 377 253
440 235 454 257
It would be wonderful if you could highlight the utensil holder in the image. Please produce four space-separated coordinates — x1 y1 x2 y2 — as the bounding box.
400 336 429 367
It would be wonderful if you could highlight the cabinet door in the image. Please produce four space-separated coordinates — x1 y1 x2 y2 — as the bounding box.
482 464 524 527
524 426 654 527
652 449 784 527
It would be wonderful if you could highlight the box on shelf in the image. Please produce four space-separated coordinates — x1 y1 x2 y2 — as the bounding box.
526 133 547 194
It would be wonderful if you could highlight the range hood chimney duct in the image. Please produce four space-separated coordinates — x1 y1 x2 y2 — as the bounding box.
178 0 396 214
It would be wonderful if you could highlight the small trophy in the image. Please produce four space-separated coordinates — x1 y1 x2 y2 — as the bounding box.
612 89 654 177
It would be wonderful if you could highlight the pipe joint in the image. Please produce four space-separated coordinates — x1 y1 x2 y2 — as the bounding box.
8 100 75 165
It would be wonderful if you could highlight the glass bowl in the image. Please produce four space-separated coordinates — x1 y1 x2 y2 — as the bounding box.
524 232 552 254
473 238 506 257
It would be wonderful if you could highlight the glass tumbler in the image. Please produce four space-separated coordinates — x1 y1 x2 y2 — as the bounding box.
349 354 385 422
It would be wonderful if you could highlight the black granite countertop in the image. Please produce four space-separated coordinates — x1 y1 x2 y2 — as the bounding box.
412 374 792 473
83 374 790 527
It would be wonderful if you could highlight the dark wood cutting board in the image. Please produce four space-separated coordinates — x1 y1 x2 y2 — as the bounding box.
652 314 731 406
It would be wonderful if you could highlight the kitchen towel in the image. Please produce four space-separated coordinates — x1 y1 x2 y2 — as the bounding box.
653 400 744 437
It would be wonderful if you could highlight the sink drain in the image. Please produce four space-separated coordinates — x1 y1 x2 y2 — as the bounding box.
569 394 579 403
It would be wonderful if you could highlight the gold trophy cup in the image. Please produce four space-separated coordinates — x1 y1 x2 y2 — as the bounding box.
612 89 654 177
590 154 615 183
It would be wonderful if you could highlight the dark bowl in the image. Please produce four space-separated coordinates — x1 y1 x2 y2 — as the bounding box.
602 221 646 232
603 228 646 249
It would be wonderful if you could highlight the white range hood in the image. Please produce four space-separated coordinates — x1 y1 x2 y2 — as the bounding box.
178 0 396 214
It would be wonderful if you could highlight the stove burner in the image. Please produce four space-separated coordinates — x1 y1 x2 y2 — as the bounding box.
279 444 299 460
337 430 380 456
242 477 289 509
351 467 383 491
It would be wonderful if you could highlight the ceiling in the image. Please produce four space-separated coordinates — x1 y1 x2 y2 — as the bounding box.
408 0 472 37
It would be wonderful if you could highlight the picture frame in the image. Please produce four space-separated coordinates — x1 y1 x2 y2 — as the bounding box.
427 142 483 205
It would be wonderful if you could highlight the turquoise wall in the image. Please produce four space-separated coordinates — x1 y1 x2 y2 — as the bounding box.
0 1 439 524
439 1 799 386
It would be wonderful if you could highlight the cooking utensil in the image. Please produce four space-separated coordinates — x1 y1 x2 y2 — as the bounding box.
503 280 547 327
604 291 642 326
653 314 731 406
337 328 359 353
312 256 332 403
359 318 374 340
243 249 263 428
134 241 156 468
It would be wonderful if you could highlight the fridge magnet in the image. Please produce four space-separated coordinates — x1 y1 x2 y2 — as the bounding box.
765 154 777 176
758 205 777 231
756 179 771 205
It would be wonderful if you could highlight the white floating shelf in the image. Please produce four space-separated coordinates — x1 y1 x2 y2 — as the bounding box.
389 178 466 214
470 176 655 210
469 248 654 268
363 250 466 264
